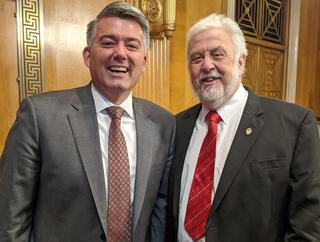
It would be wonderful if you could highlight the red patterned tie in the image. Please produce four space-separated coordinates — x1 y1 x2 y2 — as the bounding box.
106 106 132 242
184 111 221 241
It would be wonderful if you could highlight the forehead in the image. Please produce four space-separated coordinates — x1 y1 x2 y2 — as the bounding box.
189 27 234 53
95 16 144 40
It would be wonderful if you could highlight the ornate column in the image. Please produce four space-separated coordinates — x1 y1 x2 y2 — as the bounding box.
133 0 176 109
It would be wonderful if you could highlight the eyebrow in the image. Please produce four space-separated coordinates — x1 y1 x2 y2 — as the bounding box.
99 35 142 44
210 46 228 54
209 45 229 55
190 46 228 56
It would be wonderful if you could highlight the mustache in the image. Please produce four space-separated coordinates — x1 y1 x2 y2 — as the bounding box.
197 70 223 82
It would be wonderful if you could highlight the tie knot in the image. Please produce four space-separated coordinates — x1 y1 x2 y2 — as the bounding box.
106 106 125 120
206 111 221 123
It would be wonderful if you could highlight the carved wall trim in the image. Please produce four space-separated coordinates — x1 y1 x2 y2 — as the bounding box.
285 0 300 103
142 0 162 23
227 0 236 18
137 0 176 39
16 0 44 101
162 0 176 38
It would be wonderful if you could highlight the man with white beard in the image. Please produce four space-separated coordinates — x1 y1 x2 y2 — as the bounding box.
166 13 320 242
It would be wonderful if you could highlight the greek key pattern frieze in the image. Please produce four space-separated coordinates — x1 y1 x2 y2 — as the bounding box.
16 0 44 101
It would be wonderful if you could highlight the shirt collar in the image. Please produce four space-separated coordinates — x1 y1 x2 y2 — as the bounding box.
200 84 248 124
91 83 135 119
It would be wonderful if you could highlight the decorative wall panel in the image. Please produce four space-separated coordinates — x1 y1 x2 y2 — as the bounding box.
259 47 283 98
261 0 285 43
244 45 284 99
235 0 289 100
236 0 287 44
16 0 44 101
236 0 258 38
242 43 259 91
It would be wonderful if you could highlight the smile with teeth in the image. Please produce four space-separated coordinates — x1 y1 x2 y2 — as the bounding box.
108 66 128 73
202 76 220 82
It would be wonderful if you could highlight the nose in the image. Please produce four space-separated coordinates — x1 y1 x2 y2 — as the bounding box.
202 54 215 73
113 43 127 60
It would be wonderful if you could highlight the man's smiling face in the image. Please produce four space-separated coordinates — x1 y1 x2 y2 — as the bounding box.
188 27 245 109
83 16 147 103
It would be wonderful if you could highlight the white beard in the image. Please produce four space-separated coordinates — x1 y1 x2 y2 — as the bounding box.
195 65 240 110
197 80 226 110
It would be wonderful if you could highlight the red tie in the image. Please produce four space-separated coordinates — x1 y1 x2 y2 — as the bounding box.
184 111 221 241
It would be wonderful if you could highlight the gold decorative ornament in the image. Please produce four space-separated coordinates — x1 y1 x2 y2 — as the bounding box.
16 0 44 101
163 0 175 39
141 0 162 23
138 0 176 39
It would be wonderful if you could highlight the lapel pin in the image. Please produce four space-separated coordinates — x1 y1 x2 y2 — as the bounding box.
245 127 253 136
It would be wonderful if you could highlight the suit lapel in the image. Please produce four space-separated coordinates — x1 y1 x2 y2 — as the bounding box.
67 85 107 234
210 89 264 215
132 99 155 233
172 104 202 219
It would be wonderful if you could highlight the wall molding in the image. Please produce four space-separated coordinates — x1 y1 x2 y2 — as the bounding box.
227 0 235 18
285 0 300 103
16 0 44 101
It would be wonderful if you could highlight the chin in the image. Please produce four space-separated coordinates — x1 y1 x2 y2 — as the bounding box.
196 82 230 110
200 94 226 110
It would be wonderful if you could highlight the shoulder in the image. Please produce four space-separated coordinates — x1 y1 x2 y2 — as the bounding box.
133 98 175 138
22 85 90 110
18 85 92 119
245 88 316 124
259 95 315 119
27 85 89 104
133 97 174 121
175 103 202 120
250 96 317 133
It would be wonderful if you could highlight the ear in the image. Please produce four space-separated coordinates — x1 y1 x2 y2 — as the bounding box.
82 47 91 68
141 53 147 73
238 54 246 75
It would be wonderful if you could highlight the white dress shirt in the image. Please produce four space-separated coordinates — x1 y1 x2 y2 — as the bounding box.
91 84 137 206
178 84 248 242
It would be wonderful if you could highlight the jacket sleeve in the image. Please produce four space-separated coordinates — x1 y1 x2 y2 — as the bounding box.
149 117 176 242
0 97 41 242
285 110 320 241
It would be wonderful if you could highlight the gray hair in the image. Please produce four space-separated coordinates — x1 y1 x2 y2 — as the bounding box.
86 1 150 51
186 13 247 64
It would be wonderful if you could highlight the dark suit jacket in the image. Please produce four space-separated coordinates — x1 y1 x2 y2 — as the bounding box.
0 84 175 242
166 88 320 242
